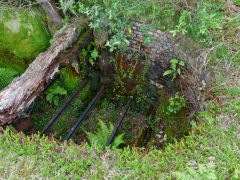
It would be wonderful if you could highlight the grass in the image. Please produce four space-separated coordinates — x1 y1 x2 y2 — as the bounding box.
0 80 239 178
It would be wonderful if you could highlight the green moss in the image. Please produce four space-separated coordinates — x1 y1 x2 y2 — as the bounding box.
0 50 28 74
59 67 82 92
0 9 51 60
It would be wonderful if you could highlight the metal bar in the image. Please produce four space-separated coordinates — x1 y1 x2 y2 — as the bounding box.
63 86 105 142
105 96 133 147
41 79 88 136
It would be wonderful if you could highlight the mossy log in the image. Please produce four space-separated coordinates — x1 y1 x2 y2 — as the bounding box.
0 20 92 125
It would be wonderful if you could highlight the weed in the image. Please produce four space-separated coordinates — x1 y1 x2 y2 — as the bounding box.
81 41 99 66
163 59 185 81
46 85 67 106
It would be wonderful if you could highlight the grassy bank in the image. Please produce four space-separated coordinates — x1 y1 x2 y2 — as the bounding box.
0 79 239 179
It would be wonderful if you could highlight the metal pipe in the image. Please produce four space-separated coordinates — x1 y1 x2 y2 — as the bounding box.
105 96 133 147
41 79 88 136
63 86 104 142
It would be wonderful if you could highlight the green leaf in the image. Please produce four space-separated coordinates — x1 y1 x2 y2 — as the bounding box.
113 41 121 46
110 46 115 52
89 57 94 66
91 48 98 60
53 96 59 106
87 43 92 51
177 68 181 75
179 61 185 66
82 49 88 57
124 39 129 45
170 59 178 64
46 94 53 103
163 70 173 76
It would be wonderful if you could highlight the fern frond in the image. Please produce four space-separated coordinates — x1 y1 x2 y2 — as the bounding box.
98 119 110 144
85 119 125 149
112 133 125 148
0 68 18 91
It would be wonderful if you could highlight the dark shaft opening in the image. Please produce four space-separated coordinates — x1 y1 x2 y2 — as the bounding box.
105 96 133 147
41 79 88 136
63 86 105 142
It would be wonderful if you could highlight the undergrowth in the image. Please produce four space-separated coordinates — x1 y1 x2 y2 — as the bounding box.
0 91 239 178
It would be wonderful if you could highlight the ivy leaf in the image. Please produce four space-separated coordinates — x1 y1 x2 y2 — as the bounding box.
163 70 173 76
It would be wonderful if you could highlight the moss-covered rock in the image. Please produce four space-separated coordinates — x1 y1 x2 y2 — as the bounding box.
0 9 51 59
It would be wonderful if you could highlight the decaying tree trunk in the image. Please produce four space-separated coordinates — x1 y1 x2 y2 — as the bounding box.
0 20 91 125
37 0 63 26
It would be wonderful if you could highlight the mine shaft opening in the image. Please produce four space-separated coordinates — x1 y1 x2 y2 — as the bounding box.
16 49 202 150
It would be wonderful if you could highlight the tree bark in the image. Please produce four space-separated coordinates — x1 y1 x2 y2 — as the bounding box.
0 21 91 125
37 0 63 26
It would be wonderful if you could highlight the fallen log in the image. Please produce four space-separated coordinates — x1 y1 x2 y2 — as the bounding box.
37 0 63 26
0 19 91 125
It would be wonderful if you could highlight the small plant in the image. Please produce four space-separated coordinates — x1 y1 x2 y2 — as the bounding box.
174 163 217 180
81 41 99 66
46 85 67 106
163 59 185 81
85 119 125 149
165 93 186 115
170 2 225 45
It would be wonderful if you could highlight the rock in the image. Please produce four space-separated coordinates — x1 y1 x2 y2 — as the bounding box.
13 117 33 132
208 156 216 162
0 9 51 59
93 28 108 49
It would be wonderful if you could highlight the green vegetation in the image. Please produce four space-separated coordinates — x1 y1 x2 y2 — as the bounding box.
46 84 67 106
81 41 100 66
85 119 125 149
163 59 185 81
0 67 18 90
0 9 50 59
59 67 82 92
0 0 239 179
0 51 28 74
0 94 239 178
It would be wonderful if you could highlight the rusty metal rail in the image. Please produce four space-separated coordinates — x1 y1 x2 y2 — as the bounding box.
63 86 104 142
105 96 133 148
33 78 133 148
41 79 88 135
